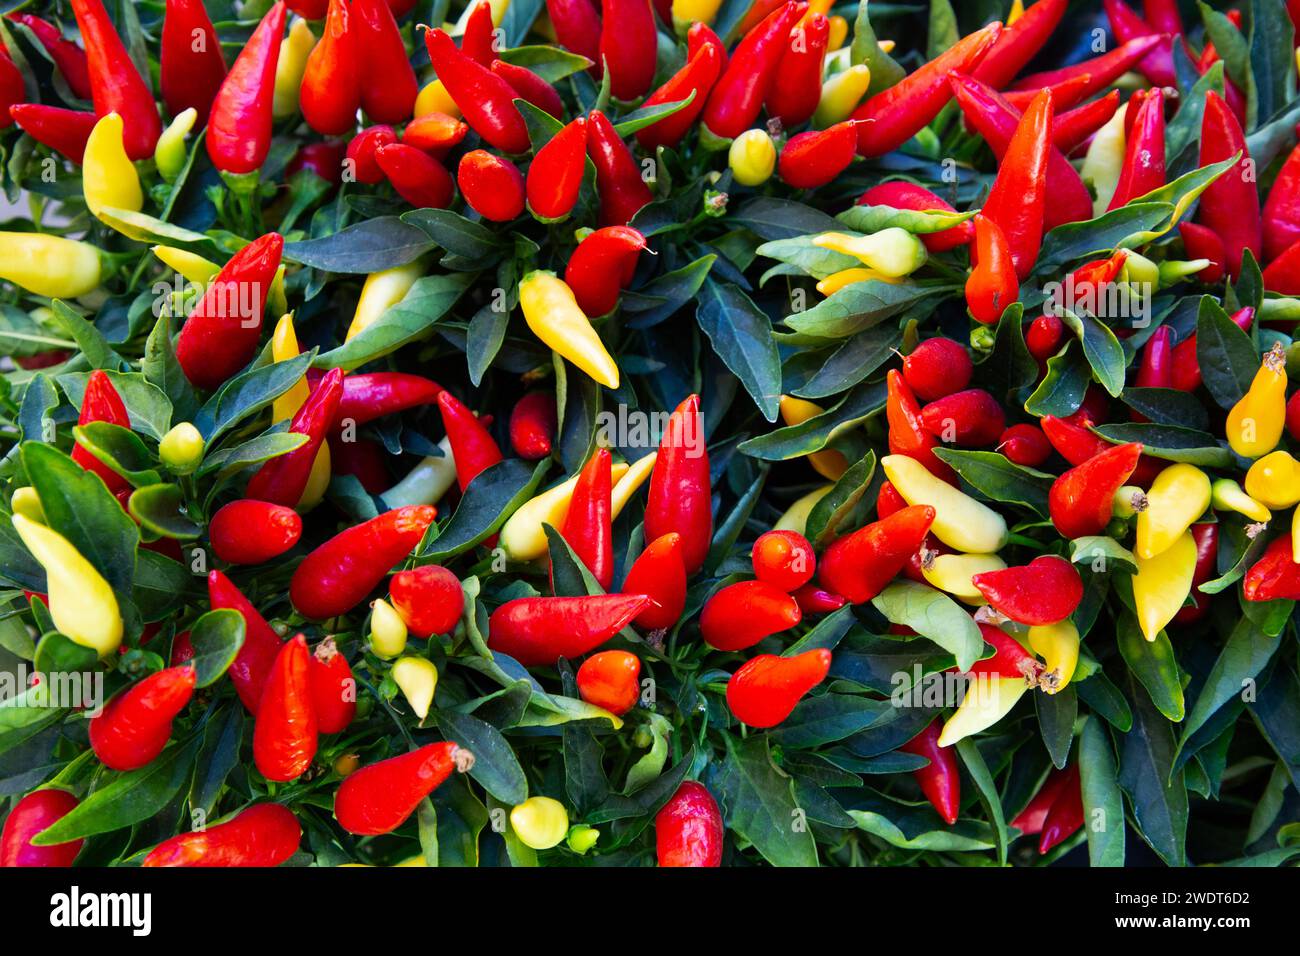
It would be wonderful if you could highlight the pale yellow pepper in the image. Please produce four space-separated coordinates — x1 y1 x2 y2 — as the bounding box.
158 422 204 474
11 487 45 524
938 675 1027 747
499 461 632 561
270 313 331 509
1081 108 1126 216
369 598 409 659
1132 529 1197 642
0 233 101 298
883 455 1010 554
83 113 143 224
1007 0 1026 24
519 271 620 389
1029 620 1079 694
510 796 569 850
152 245 220 286
816 267 903 296
826 15 849 51
610 452 656 516
273 18 317 120
814 64 871 127
347 261 424 341
1244 450 1300 509
812 229 927 278
154 108 196 183
921 552 1006 603
392 656 438 721
1135 463 1211 559
381 437 458 508
1210 478 1271 523
1226 343 1288 458
779 395 848 481
728 129 776 186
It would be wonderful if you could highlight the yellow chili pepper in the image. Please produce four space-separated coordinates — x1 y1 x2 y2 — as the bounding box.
159 422 204 474
369 598 409 659
1029 620 1079 694
393 854 428 867
154 108 196 183
1121 249 1160 292
938 675 1027 747
1081 108 1126 216
812 229 927 278
816 267 902 296
1132 529 1197 642
610 452 656 516
826 15 849 50
779 396 849 480
381 437 458 508
921 552 1006 602
10 487 45 524
414 78 462 119
83 113 143 223
500 461 632 561
346 260 425 341
273 17 317 120
672 0 725 32
1244 450 1300 509
519 271 620 388
1226 343 1288 458
1007 0 1026 24
774 485 835 535
728 129 776 186
814 64 871 127
1210 478 1271 523
0 233 102 298
1135 463 1211 559
510 796 569 850
876 38 895 54
12 514 122 657
883 454 1010 554
152 245 220 286
452 0 509 32
392 656 438 721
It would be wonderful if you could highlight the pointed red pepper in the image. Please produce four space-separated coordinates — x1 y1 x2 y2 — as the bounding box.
246 368 344 506
600 0 658 101
1262 238 1300 294
89 666 196 771
1038 763 1083 853
972 0 1067 87
858 182 973 253
253 634 318 782
1198 90 1262 281
354 0 418 123
726 649 831 728
487 594 652 665
636 28 723 151
142 803 301 867
527 117 589 220
313 370 443 426
71 370 131 494
461 0 498 66
887 369 956 482
1048 441 1143 539
965 622 1040 679
376 143 454 208
587 109 654 225
702 1 808 140
1243 534 1300 602
334 742 466 835
999 423 1052 467
765 13 829 128
424 27 530 153
1173 523 1218 623
644 394 713 575
982 89 1052 280
207 570 285 714
972 555 1082 626
7 13 92 100
558 448 614 590
491 59 566 119
564 225 646 316
966 213 1019 325
0 53 19 130
161 0 227 124
206 1 285 174
300 0 360 136
899 719 960 825
622 532 688 630
1012 766 1072 834
791 583 847 615
70 0 163 159
1052 90 1121 155
700 579 802 651
545 0 602 67
309 638 356 734
1263 137 1300 263
779 121 861 189
1108 88 1165 210
437 390 503 492
1177 221 1226 285
1010 34 1164 99
818 505 936 604
10 104 97 164
1102 0 1175 87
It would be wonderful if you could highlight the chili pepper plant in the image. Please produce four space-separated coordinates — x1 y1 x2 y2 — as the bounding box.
1 0 1299 869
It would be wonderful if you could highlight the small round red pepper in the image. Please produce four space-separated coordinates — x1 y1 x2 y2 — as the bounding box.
920 389 1006 448
346 125 399 184
508 391 556 459
726 649 832 728
0 790 84 867
901 337 972 401
751 530 815 592
390 564 465 637
576 649 641 715
998 423 1052 467
458 149 526 221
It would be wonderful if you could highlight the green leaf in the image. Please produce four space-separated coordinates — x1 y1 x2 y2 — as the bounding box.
955 737 1008 864
196 431 308 477
769 694 894 749
739 381 885 460
696 280 782 422
435 710 528 805
194 353 312 446
932 449 1051 516
419 460 547 563
1119 387 1210 430
73 422 162 489
1024 343 1091 418
1035 203 1173 270
1078 717 1125 866
784 280 943 339
315 274 474 370
1119 677 1188 866
805 451 876 548
283 216 434 273
1092 423 1232 467
1059 309 1126 397
1118 615 1185 722
1195 295 1258 408
714 735 818 867
1178 616 1281 755
128 484 202 539
871 581 982 672
403 208 505 261
186 608 246 688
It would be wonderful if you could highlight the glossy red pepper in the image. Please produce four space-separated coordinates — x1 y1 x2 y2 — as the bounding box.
791 583 847 615
764 14 829 129
458 149 526 221
1108 88 1165 210
965 213 1020 327
170 631 195 666
1262 239 1300 294
88 665 196 771
779 121 860 190
1010 34 1162 100
335 742 468 835
0 52 19 131
208 570 284 714
655 781 723 867
920 389 1005 448
752 530 815 592
70 0 162 160
1263 139 1300 263
545 0 602 67
887 369 956 482
564 225 646 316
858 182 974 254
587 109 654 226
253 634 318 782
527 117 588 220
1131 325 1172 421
206 1 285 175
161 0 227 124
142 803 301 867
403 112 469 154
376 143 455 208
1011 766 1072 835
508 391 556 459
556 449 614 589
970 0 1066 87
999 423 1052 467
309 638 355 734
1287 391 1300 443
354 0 418 124
487 594 651 665
899 719 960 825
7 13 92 100
1243 534 1300 602
1102 0 1175 87
576 649 641 715
0 790 84 867
726 649 831 728
1143 0 1184 32
290 506 437 619
1037 763 1083 853
10 105 98 164
311 369 443 426
209 499 303 565
818 505 935 604
1048 441 1143 539
622 532 688 630
491 59 566 119
246 367 344 506
900 337 973 399
389 564 465 637
300 0 360 136
1173 523 1218 623
424 28 529 154
461 1 497 65
600 0 658 101
1053 90 1121 155
346 125 398 184
972 555 1083 626
1177 221 1226 285
1171 308 1251 393
437 390 503 491
982 89 1052 280
699 580 801 651
963 622 1040 679
175 233 284 391
1197 90 1262 281
702 1 807 140
1026 313 1065 364
1040 413 1113 466
71 370 131 494
644 394 713 574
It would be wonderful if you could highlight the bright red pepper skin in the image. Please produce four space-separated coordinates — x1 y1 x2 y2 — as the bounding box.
486 594 651 666
527 117 589 220
1026 313 1065 363
88 666 197 771
1198 90 1262 281
901 337 973 400
564 225 646 316
765 14 829 129
376 143 455 208
1243 535 1300 602
699 580 801 651
644 394 713 575
70 0 163 160
346 125 398 184
142 803 301 867
752 530 815 592
966 622 1040 679
176 233 284 391
1173 523 1218 623
559 449 614 590
818 505 935 604
0 790 84 867
491 60 565 119
424 28 530 154
792 583 847 614
600 0 658 101
1262 239 1300 294
403 112 469 154
9 104 98 164
727 649 832 728
71 370 131 494
208 570 284 714
899 720 960 825
1108 88 1165 210
1102 0 1175 87
973 555 1083 626
309 638 356 734
253 634 318 782
1040 413 1113 466
461 1 497 65
290 506 437 619
209 500 303 565
622 532 688 630
859 182 974 254
655 781 723 867
853 22 1001 158
1177 221 1226 285
1011 33 1162 99
701 2 807 140
335 742 465 835
207 1 285 174
7 13 93 100
390 565 464 637
1048 442 1142 539
311 370 443 426
1053 90 1121 155
0 53 21 130
437 390 503 491
1132 326 1172 421
921 389 1006 448
966 214 1020 326
353 0 418 123
887 370 956 482
971 0 1067 87
999 423 1052 467
300 0 360 136
545 0 602 67
779 121 860 189
576 650 640 715
246 368 344 506
509 391 556 459
1012 766 1072 834
1263 141 1300 263
587 109 654 226
171 630 195 666
458 149 526 221
1038 763 1083 853
982 89 1052 281
161 0 227 124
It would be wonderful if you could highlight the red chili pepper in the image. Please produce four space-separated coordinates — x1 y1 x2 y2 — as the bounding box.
1176 222 1225 284
587 109 654 226
655 781 723 867
253 634 318 782
899 719 960 825
0 789 84 867
644 394 713 574
334 742 467 835
246 367 344 506
437 390 503 492
858 182 974 254
921 389 1006 447
971 555 1082 626
527 117 588 220
1197 90 1262 281
7 13 93 100
900 337 973 399
10 104 95 166
330 435 390 492
424 28 529 153
1287 390 1300 443
702 2 807 140
765 13 829 129
309 638 356 734
1011 766 1072 834
557 448 614 589
487 594 651 665
726 648 831 728
354 0 418 124
161 0 227 124
636 34 723 151
688 21 726 65
791 583 847 615
999 423 1052 467
751 529 815 592
971 0 1066 88
1143 0 1183 32
300 0 360 136
403 112 469 154
208 570 284 714
290 506 437 619
622 532 688 630
599 0 658 101
508 391 556 459
390 564 464 637
699 579 801 651
853 22 1002 158
778 120 860 190
1132 325 1172 421
1010 33 1162 100
964 622 1040 678
0 54 25 131
209 499 303 565
206 1 285 175
491 59 565 119
545 0 602 67
1173 523 1218 623
818 505 934 604
346 125 398 184
1040 413 1112 466
981 89 1052 280
142 803 301 867
311 369 443 425
71 370 130 494
1262 239 1300 294
376 143 454 208
461 1 498 66
1048 441 1142 539
457 149 526 220
1108 88 1165 210
1263 137 1300 263
88 665 196 771
171 630 194 666
1026 313 1064 363
287 0 328 15
564 225 646 316
1243 534 1300 602
175 233 284 391
1037 763 1083 853
1053 90 1121 155
576 649 640 715
1102 0 1175 87
70 0 162 160
887 369 956 482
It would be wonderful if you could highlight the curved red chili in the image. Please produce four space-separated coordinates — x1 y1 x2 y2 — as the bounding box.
334 742 467 835
142 803 301 867
206 1 285 174
899 720 960 825
208 570 285 714
564 225 646 316
424 28 530 154
699 580 801 651
966 214 1019 326
89 666 196 771
622 532 688 630
7 13 92 100
859 182 973 254
486 594 651 665
491 59 565 119
587 109 653 226
971 555 1083 626
702 2 807 140
437 390 503 491
644 394 712 574
0 790 85 867
9 105 97 164
636 30 723 151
